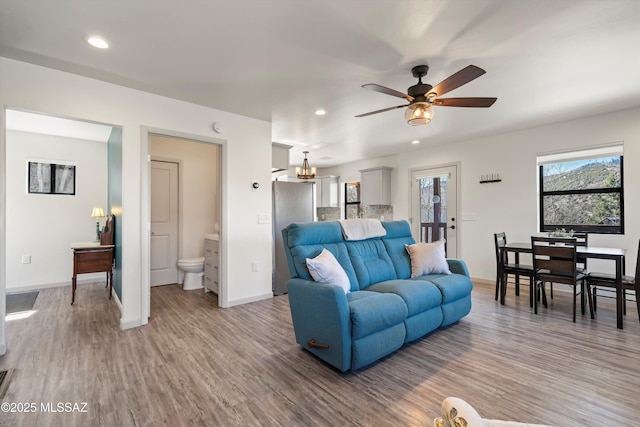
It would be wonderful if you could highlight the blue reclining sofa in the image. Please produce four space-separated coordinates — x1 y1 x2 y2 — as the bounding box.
282 220 473 371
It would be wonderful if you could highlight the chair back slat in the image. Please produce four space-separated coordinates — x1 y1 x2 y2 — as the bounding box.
534 245 574 259
536 258 575 274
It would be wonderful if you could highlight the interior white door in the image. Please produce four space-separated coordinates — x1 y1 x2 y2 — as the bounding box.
150 161 179 286
410 165 458 257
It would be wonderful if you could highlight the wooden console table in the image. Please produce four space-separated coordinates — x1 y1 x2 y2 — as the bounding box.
71 242 114 305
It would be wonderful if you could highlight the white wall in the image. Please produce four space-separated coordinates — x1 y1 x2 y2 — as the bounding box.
322 108 640 281
5 130 108 290
0 58 273 340
150 135 220 261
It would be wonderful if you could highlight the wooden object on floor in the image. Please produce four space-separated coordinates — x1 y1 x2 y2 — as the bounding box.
70 214 116 304
550 232 588 299
531 236 592 322
502 241 627 328
71 246 114 304
494 232 534 305
586 239 640 321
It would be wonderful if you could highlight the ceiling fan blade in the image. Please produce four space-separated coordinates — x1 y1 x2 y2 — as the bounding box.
362 84 413 101
427 65 486 97
355 104 407 118
433 97 497 108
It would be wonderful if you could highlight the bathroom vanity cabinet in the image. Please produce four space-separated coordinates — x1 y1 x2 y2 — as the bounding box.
204 235 219 295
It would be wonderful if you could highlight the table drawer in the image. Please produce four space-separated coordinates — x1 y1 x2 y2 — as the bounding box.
74 249 113 274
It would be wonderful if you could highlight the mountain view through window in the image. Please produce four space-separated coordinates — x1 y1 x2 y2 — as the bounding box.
540 154 623 234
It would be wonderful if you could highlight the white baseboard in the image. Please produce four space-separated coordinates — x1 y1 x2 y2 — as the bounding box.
224 292 273 308
6 277 104 294
120 317 142 330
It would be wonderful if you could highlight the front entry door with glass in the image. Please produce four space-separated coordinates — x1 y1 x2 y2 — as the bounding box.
411 165 458 257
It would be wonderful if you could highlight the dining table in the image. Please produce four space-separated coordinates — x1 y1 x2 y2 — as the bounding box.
501 241 629 329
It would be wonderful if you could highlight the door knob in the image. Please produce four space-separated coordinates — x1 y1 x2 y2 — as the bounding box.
448 225 456 230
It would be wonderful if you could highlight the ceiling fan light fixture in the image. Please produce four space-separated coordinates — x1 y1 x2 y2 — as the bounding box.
405 102 434 126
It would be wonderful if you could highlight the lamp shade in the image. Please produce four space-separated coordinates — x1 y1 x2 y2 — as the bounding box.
91 206 105 218
405 102 434 126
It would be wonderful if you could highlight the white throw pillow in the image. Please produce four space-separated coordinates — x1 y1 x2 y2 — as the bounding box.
306 248 351 294
405 240 452 277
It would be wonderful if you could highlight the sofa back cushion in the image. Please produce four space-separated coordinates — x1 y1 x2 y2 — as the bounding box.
284 222 360 290
381 221 416 280
346 239 397 289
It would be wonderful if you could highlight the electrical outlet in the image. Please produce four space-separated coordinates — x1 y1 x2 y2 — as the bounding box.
22 255 31 264
251 261 258 272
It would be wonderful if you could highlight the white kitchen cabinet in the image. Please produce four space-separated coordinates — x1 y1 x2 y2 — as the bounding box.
316 175 339 207
360 167 392 205
272 142 291 172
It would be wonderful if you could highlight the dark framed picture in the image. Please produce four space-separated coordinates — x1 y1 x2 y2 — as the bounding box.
28 161 76 195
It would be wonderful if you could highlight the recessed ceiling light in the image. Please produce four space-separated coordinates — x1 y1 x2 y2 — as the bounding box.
315 109 326 116
87 36 109 49
411 140 420 145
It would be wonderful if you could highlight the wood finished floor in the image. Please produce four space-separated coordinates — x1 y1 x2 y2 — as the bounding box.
1 280 640 427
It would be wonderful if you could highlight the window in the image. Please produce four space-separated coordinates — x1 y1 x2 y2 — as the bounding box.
345 182 360 219
538 146 624 234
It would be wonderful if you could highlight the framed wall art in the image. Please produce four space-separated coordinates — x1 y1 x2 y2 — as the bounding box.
28 161 76 195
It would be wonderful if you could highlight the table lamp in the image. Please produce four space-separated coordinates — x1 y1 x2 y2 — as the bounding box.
91 206 105 241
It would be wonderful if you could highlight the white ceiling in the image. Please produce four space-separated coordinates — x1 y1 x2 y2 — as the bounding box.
2 0 639 167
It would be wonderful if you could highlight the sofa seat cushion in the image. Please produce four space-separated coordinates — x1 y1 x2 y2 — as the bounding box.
366 279 442 316
413 274 473 303
347 291 408 339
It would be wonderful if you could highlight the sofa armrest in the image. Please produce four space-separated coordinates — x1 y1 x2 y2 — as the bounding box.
287 278 353 372
446 258 470 277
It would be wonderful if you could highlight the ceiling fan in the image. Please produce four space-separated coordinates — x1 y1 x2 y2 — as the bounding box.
356 65 497 126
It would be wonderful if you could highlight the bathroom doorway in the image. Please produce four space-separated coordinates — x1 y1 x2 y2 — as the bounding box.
150 160 179 286
148 133 221 295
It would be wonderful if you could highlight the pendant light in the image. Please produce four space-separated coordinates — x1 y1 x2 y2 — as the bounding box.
296 151 316 180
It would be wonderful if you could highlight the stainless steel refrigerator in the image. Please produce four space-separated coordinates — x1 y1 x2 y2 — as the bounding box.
273 180 315 295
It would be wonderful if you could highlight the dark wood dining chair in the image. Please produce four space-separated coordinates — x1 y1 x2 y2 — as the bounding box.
550 232 588 299
586 239 640 321
494 232 534 305
531 236 594 322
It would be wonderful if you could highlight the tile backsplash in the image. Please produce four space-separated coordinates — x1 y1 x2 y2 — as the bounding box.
317 207 341 221
362 205 393 221
316 205 393 221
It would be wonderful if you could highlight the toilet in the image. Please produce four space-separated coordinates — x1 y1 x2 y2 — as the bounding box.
177 257 205 290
